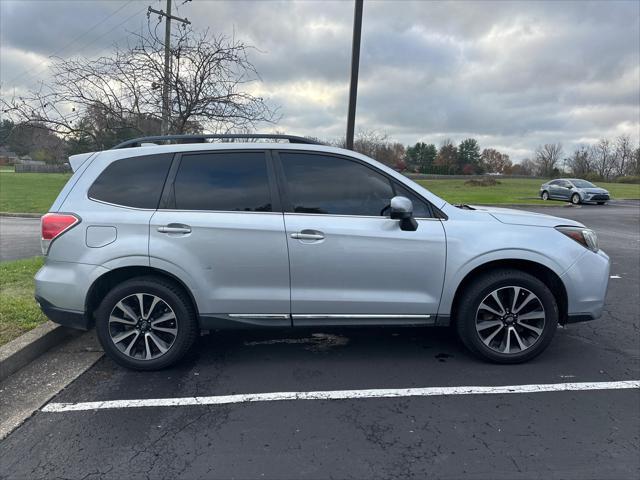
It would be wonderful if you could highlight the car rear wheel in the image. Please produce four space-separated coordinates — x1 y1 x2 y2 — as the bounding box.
597 201 606 205
571 193 581 205
541 191 549 201
96 276 198 370
455 269 558 363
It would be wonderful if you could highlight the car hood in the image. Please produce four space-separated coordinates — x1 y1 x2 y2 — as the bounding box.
468 205 584 228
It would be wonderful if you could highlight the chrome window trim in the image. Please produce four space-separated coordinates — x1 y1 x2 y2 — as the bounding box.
87 197 155 211
284 212 440 221
156 209 283 215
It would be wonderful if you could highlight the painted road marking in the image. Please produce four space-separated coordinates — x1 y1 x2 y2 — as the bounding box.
610 275 622 279
42 380 640 413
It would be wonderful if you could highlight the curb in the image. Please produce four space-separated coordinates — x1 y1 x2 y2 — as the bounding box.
0 321 78 381
0 212 43 218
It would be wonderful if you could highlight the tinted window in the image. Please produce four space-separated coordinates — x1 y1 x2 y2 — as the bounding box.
280 153 394 216
89 154 172 209
571 179 595 188
394 183 432 218
549 180 561 186
173 152 271 212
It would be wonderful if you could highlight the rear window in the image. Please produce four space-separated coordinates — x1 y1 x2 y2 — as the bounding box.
172 152 272 212
88 154 173 209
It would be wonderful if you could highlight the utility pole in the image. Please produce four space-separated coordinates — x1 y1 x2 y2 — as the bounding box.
346 0 363 151
148 0 190 135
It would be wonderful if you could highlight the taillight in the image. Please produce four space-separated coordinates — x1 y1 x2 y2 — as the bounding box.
41 213 80 255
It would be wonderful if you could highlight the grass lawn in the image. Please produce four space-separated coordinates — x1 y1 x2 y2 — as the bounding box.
415 177 640 205
0 170 71 213
0 257 46 346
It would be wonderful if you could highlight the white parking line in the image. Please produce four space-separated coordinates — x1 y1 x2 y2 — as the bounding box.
42 380 640 413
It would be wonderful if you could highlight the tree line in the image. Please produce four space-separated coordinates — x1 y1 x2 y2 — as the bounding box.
343 132 639 181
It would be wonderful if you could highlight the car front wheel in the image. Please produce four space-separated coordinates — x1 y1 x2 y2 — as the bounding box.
96 276 198 370
571 193 581 205
541 191 549 200
455 269 558 363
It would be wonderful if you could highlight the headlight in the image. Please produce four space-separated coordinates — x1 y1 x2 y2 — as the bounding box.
556 226 599 252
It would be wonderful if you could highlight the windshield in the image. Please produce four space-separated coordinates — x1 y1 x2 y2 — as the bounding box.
571 179 596 188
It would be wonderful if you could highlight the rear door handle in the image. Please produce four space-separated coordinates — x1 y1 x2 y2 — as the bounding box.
157 223 191 234
291 230 325 241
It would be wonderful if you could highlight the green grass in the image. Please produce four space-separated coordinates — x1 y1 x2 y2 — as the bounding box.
0 170 71 213
0 257 46 346
415 177 640 205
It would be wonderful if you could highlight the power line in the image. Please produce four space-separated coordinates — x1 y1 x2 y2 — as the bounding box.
5 0 144 88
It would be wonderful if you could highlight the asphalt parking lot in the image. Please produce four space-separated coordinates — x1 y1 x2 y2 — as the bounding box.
1 202 639 480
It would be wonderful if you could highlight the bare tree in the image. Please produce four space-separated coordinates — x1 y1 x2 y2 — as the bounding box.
335 130 405 170
566 146 592 177
613 135 634 177
590 138 616 180
2 24 277 149
534 143 563 177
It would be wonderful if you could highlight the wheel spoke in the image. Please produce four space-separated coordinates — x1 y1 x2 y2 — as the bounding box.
477 320 503 331
143 296 161 320
490 291 506 315
116 301 138 321
514 292 536 314
112 329 137 344
109 315 136 326
517 320 543 336
151 312 176 325
144 334 152 360
503 328 512 353
512 328 527 351
136 294 145 318
518 311 545 321
123 332 140 356
479 302 503 317
148 332 169 353
510 287 521 312
151 325 177 336
482 324 504 346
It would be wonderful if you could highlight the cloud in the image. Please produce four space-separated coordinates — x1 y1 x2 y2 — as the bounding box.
1 0 638 160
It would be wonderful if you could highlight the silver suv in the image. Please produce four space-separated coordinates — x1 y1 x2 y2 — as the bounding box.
35 134 610 369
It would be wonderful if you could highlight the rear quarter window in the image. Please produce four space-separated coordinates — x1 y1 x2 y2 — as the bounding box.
88 154 173 209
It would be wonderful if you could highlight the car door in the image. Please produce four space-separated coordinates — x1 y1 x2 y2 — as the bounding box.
149 150 291 326
557 180 573 200
547 180 561 198
275 150 447 326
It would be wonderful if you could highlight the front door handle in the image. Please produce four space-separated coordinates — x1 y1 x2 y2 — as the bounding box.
291 230 325 241
157 223 191 234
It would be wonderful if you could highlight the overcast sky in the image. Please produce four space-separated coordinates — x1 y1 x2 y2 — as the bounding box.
1 0 638 160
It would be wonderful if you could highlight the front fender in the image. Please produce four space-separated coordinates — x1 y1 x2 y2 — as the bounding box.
437 248 569 316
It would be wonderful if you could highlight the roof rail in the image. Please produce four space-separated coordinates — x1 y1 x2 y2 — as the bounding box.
111 134 322 149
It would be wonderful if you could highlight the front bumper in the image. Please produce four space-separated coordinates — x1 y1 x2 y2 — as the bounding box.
560 249 610 322
582 193 610 202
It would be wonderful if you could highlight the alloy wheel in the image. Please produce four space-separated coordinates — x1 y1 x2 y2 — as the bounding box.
108 293 178 360
475 286 545 355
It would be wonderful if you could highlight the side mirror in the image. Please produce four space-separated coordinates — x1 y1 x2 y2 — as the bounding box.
390 196 418 231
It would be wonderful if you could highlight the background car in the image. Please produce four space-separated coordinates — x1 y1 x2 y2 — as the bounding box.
539 178 610 205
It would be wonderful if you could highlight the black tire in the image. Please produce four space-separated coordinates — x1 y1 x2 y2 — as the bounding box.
597 202 606 205
95 276 198 370
541 191 549 201
455 269 558 364
571 193 581 205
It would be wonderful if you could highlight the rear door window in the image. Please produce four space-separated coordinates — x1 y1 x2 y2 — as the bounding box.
171 152 272 212
88 154 173 209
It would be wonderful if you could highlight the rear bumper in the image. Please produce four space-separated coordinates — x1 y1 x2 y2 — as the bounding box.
35 296 91 330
